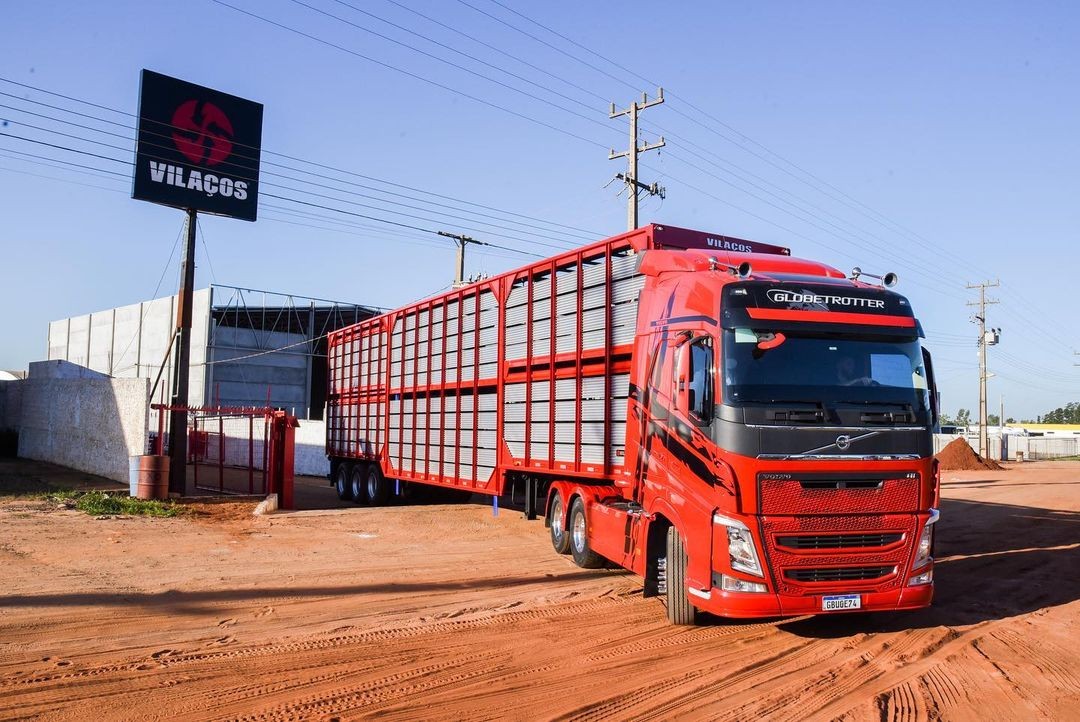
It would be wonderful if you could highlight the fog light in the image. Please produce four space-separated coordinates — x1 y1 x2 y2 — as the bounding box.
721 574 768 593
908 568 933 586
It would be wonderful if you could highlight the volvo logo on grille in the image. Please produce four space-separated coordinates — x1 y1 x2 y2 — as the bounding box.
835 435 852 451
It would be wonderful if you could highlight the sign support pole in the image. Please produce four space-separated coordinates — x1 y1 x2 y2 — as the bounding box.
168 207 198 495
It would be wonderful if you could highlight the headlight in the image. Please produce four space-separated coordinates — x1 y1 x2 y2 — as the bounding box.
714 513 763 577
912 508 940 569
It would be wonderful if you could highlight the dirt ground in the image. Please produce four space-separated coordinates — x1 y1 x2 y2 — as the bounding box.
0 459 1077 721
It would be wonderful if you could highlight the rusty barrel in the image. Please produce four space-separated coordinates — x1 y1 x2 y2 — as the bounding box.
129 455 170 500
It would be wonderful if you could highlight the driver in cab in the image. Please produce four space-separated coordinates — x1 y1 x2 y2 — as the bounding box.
836 355 876 386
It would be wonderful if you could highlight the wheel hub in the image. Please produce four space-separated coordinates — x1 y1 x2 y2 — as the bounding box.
573 512 586 552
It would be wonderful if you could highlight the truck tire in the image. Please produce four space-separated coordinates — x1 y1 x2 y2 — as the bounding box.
366 465 390 506
569 497 604 569
665 526 699 626
349 464 367 504
335 462 353 501
549 490 571 555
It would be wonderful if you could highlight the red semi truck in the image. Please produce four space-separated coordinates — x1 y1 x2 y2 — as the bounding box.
326 224 940 623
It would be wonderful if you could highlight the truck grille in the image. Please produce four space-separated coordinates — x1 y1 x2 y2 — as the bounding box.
775 533 903 550
785 566 895 583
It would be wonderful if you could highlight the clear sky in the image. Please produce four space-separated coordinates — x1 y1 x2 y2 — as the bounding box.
1 0 1078 420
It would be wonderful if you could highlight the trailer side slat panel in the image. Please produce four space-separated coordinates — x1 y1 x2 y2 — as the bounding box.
327 235 644 493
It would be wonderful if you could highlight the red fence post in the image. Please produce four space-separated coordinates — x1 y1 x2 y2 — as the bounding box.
192 414 199 489
218 414 224 493
248 414 254 494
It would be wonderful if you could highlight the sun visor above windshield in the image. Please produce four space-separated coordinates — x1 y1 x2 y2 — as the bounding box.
722 281 918 334
649 224 791 255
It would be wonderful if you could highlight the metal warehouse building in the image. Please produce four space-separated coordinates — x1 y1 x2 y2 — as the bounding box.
47 285 379 420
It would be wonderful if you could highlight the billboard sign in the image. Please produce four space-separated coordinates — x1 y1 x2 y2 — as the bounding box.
132 69 263 221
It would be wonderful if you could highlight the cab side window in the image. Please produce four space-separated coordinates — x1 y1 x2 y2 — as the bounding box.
687 338 714 425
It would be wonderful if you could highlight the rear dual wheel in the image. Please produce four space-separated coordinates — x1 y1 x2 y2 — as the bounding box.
349 464 367 504
549 490 571 555
366 465 390 506
569 498 604 569
334 463 353 501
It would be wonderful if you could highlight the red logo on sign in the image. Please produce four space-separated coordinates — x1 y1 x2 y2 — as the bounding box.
171 99 234 167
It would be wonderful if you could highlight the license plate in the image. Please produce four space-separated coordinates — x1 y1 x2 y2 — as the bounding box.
822 594 861 611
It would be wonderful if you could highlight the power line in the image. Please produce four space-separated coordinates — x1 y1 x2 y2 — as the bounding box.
208 0 611 150
464 0 999 280
353 0 988 296
0 133 543 261
301 0 616 130
0 110 578 251
1 78 604 238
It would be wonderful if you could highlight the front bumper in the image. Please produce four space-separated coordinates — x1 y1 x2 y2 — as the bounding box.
691 582 934 619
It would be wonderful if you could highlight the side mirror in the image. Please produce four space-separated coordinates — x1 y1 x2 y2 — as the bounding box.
922 347 939 429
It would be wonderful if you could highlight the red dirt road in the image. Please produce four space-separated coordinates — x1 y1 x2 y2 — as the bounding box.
0 461 1077 720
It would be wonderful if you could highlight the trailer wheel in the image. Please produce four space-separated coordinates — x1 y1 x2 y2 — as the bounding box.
569 498 604 569
334 462 353 501
664 526 699 626
349 464 367 504
548 491 571 555
366 465 390 506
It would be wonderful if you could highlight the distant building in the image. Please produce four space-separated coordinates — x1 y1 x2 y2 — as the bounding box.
46 285 379 419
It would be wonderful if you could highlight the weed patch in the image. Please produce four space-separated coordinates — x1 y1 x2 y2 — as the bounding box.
39 490 186 518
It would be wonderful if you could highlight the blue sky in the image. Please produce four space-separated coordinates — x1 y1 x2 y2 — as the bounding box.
1 0 1078 419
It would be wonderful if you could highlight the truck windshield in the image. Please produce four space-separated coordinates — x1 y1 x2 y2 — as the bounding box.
722 328 930 410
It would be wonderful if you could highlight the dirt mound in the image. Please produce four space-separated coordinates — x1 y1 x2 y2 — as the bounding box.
936 437 1004 471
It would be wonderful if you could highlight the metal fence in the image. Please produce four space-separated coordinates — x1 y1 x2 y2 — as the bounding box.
934 433 1079 461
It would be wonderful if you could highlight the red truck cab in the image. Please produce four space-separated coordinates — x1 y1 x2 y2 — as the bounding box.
547 235 939 622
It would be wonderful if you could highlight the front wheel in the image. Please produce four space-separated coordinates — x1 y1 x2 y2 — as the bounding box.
664 526 699 626
569 498 604 569
549 490 571 555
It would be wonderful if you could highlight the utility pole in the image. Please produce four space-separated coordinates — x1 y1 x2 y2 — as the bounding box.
438 231 486 288
609 88 666 231
966 280 1000 459
168 208 198 495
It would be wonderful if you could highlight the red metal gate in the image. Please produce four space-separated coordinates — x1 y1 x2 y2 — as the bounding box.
150 404 297 508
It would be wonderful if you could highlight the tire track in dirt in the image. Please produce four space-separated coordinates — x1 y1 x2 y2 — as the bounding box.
989 625 1080 694
0 595 639 721
582 619 780 664
231 650 505 721
0 594 632 694
807 617 1052 721
704 627 951 721
558 634 827 722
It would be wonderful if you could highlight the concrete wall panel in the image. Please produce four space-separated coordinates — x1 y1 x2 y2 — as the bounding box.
48 319 68 361
66 315 91 368
0 380 24 430
17 377 150 482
